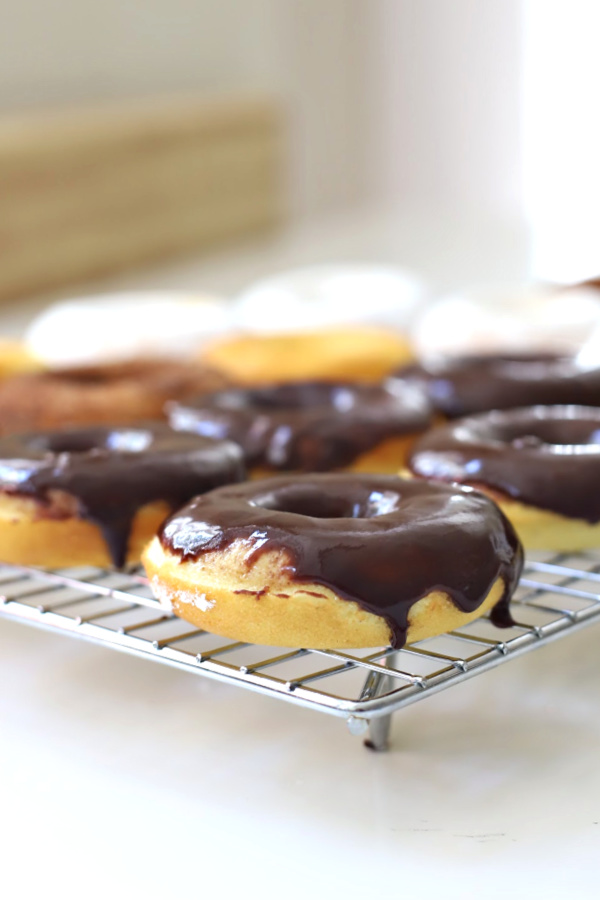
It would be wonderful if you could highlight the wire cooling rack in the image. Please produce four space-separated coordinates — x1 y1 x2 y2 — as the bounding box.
1 550 600 749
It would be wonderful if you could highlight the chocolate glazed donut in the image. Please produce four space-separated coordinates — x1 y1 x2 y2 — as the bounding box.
143 474 523 649
394 353 600 418
0 424 244 568
407 405 600 550
168 380 432 474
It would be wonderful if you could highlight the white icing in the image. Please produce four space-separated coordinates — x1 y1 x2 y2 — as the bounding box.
26 291 231 367
413 282 600 357
232 263 424 332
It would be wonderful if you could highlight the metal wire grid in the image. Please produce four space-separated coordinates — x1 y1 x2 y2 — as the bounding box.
1 551 600 729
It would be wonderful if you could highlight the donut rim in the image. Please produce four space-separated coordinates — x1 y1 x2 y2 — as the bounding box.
144 473 521 649
143 535 507 649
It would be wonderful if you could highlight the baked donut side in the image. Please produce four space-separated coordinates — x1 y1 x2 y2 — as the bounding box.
0 494 173 569
0 424 245 568
407 405 600 550
168 381 432 475
200 327 414 385
466 493 600 552
143 475 522 649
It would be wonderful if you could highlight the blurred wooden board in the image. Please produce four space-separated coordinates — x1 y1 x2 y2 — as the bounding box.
0 94 284 301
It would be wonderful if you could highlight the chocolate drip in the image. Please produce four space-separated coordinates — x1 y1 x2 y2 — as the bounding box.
168 380 432 471
0 424 244 566
394 353 600 418
408 405 600 523
159 474 523 648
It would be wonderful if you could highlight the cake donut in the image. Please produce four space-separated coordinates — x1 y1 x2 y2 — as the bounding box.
168 380 432 475
0 359 228 436
143 474 523 649
200 326 414 385
0 424 244 568
395 353 600 418
407 405 600 551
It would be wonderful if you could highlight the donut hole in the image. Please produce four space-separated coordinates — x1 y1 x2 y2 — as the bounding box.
215 383 358 413
464 407 600 452
43 361 160 386
506 430 596 450
29 431 106 454
27 427 153 455
191 381 427 417
425 353 568 380
413 354 580 415
503 421 600 449
249 483 401 519
510 434 544 450
44 368 112 385
489 355 573 381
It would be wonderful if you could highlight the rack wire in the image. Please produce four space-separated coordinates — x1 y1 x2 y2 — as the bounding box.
1 550 600 749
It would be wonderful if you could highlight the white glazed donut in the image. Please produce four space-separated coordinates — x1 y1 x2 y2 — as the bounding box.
413 282 600 358
26 291 231 367
232 263 424 332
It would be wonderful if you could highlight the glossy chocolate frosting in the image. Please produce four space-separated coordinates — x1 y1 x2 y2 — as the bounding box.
408 405 600 522
0 424 245 566
159 474 522 648
394 353 600 418
167 380 432 471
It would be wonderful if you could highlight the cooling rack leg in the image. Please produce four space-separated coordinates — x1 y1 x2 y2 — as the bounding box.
351 666 395 750
346 714 391 751
364 714 392 751
352 660 397 750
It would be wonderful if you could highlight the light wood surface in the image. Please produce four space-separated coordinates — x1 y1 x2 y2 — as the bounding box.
0 94 284 301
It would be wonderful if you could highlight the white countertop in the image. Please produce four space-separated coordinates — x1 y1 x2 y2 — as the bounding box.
3 615 599 898
1 208 597 898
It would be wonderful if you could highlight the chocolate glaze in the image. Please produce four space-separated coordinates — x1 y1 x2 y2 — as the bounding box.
167 381 432 472
408 405 600 522
159 474 522 648
0 424 244 566
394 353 600 418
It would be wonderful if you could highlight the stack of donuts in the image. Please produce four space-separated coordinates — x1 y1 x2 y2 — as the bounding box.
3 270 599 652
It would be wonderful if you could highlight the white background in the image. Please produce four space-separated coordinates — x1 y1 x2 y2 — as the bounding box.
2 0 599 276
